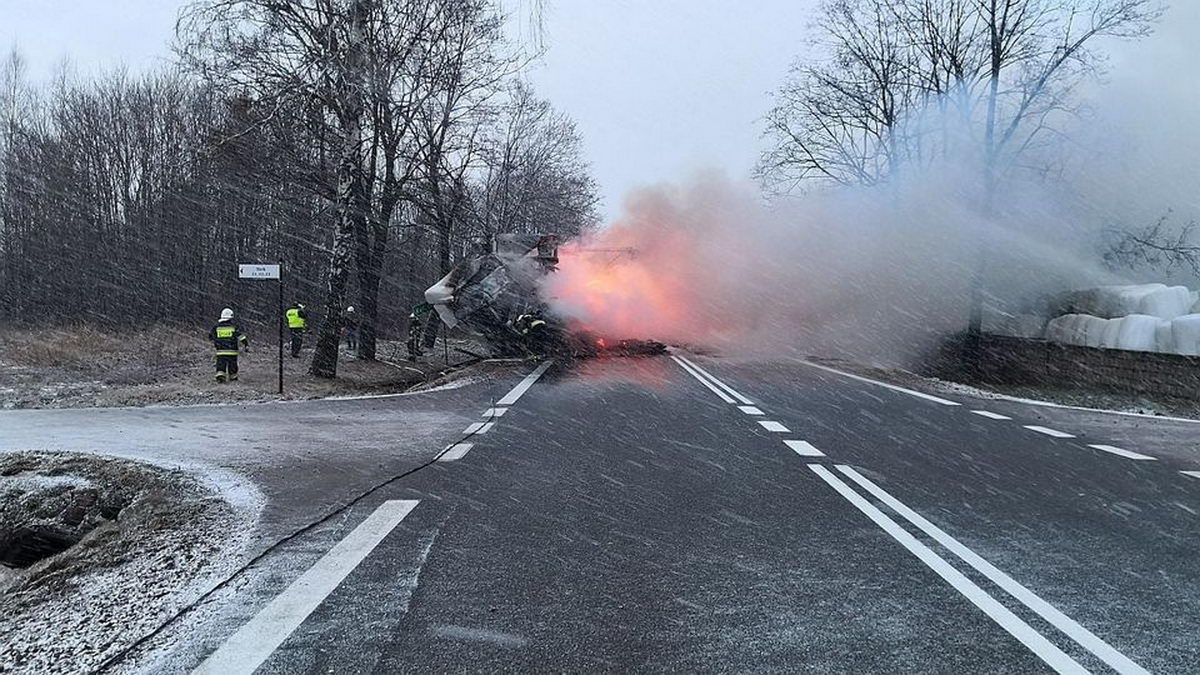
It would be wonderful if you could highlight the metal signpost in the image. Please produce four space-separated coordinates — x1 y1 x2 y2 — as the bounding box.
237 263 284 394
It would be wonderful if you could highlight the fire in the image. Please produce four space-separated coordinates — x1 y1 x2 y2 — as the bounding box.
542 188 750 345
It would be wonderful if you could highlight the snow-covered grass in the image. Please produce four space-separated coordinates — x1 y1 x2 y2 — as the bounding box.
0 451 263 674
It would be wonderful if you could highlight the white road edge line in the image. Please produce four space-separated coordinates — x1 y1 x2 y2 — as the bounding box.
439 443 474 461
807 465 1086 675
784 440 824 457
758 420 790 433
738 405 764 415
796 360 960 406
1087 444 1156 461
971 410 1012 420
836 466 1148 675
496 360 554 406
1024 425 1075 439
670 356 735 403
675 355 754 405
1180 470 1200 479
193 499 420 675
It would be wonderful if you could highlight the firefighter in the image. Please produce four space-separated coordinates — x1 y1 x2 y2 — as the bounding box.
514 312 547 336
210 307 248 382
343 305 358 351
406 302 431 361
285 302 307 357
514 312 550 355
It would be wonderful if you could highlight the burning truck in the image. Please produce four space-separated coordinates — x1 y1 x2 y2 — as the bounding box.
419 232 665 357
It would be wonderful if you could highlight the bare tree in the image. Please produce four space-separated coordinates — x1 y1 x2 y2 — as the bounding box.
1105 213 1200 277
759 0 1163 196
473 81 598 238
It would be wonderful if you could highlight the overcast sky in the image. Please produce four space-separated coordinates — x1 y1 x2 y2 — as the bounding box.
2 0 818 222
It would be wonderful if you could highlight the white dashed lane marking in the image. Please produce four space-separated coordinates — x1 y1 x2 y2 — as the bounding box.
971 410 1012 420
784 440 824 457
1087 445 1156 461
483 407 508 418
439 443 474 461
739 405 764 415
462 422 494 435
1023 425 1075 439
758 420 790 433
1181 471 1200 479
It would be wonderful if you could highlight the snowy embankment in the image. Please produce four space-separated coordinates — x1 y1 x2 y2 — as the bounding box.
0 451 262 674
1045 283 1200 355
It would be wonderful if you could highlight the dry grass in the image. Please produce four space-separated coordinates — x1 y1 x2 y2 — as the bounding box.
0 323 485 409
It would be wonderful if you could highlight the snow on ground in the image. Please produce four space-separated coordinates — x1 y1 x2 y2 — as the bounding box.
0 451 263 674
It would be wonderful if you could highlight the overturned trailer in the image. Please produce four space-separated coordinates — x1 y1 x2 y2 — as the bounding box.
423 233 561 354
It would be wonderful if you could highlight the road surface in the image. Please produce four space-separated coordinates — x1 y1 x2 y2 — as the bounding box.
4 353 1200 673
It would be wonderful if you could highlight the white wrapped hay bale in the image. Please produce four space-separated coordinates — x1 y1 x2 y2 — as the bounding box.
1046 314 1088 345
1098 316 1124 348
1136 285 1193 319
1079 315 1109 348
1097 284 1164 317
1155 319 1175 354
1115 314 1159 351
1171 314 1200 356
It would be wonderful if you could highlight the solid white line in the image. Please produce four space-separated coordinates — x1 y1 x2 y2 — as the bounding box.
783 440 824 457
194 499 420 675
483 407 508 418
439 443 474 461
807 465 1086 674
1180 471 1200 479
971 410 1012 420
671 356 735 403
974 392 1200 425
738 405 764 415
836 466 1148 675
758 420 790 433
675 355 754 405
495 360 554 406
796 360 961 406
1087 445 1156 461
1024 425 1075 439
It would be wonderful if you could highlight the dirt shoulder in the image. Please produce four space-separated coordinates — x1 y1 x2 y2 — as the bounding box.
0 323 488 409
810 356 1200 421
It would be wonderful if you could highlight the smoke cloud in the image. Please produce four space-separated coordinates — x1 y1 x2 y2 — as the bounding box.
543 4 1200 366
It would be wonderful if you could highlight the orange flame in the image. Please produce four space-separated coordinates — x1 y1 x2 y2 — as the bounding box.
543 200 746 345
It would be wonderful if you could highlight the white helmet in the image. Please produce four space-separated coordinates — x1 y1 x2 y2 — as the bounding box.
220 308 234 321
346 306 355 312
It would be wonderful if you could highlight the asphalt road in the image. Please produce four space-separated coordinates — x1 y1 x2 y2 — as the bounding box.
7 353 1200 673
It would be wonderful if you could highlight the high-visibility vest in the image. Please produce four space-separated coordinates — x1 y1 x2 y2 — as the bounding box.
286 307 306 329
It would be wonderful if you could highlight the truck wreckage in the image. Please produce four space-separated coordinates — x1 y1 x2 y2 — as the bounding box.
418 233 666 358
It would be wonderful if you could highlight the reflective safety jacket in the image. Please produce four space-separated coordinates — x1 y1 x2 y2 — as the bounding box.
286 306 307 329
210 320 248 356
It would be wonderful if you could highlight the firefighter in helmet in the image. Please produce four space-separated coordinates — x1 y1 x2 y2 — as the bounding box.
210 308 248 382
